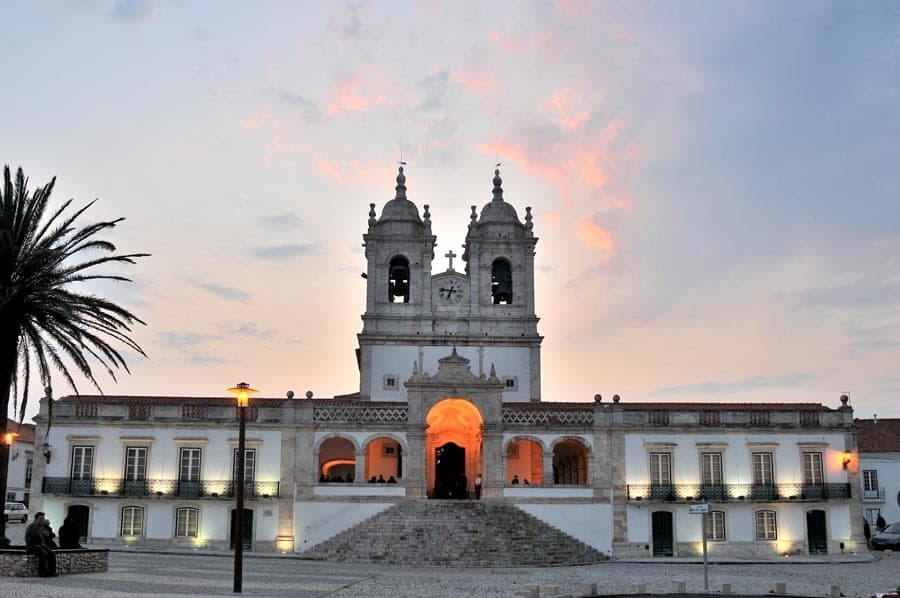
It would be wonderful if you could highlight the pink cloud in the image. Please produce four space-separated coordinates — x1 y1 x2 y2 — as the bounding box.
452 64 499 94
241 110 270 132
575 213 614 260
544 209 561 228
542 89 590 131
315 155 344 181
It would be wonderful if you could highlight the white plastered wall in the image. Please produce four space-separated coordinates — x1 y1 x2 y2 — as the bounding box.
294 502 394 552
516 503 612 554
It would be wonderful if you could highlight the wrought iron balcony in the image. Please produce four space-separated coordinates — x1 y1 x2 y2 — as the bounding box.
862 487 885 502
42 477 280 499
626 483 851 502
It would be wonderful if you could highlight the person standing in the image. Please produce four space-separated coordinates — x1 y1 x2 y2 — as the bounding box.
59 515 82 549
474 473 483 499
25 512 58 577
876 514 887 532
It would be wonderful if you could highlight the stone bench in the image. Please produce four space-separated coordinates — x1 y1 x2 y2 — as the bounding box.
0 548 109 576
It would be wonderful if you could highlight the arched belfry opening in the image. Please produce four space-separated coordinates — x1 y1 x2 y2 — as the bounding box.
388 255 410 303
491 258 513 304
425 398 483 499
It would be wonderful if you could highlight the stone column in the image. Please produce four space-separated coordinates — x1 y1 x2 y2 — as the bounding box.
482 424 503 498
405 429 427 498
542 451 554 485
354 450 366 483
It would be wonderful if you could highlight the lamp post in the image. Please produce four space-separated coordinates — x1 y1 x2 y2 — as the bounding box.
227 382 257 594
0 431 17 541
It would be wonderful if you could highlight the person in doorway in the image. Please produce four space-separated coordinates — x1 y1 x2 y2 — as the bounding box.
876 514 887 532
474 473 483 499
25 512 58 577
59 515 82 549
511 475 520 485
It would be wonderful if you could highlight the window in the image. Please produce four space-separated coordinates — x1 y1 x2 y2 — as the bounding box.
125 447 148 480
751 452 774 485
650 453 672 486
232 448 256 483
180 448 202 482
705 511 726 541
491 258 513 304
701 453 723 485
755 510 777 540
503 377 518 391
865 508 881 526
25 453 33 488
863 470 880 499
383 375 398 391
71 446 94 480
120 506 144 536
175 508 199 538
388 256 410 303
802 452 824 484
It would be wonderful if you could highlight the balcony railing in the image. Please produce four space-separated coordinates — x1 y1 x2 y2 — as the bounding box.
863 487 885 501
42 477 280 499
626 483 851 502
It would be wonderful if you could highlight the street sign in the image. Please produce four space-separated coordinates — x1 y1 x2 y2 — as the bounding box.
690 503 710 514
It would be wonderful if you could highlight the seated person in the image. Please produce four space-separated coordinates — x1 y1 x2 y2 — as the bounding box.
58 516 82 549
25 512 58 577
368 476 377 483
376 474 386 483
387 475 397 483
511 475 520 485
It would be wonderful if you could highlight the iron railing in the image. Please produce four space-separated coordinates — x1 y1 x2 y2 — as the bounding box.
863 487 886 501
626 483 851 502
42 477 279 499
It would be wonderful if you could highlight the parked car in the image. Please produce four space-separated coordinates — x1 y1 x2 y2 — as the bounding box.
4 501 29 523
870 522 900 551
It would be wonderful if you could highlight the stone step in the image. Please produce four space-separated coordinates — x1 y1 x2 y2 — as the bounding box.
303 500 608 566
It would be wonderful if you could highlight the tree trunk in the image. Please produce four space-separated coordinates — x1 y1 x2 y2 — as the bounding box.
0 330 20 542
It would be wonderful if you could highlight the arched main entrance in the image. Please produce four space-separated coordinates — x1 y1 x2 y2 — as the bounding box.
426 398 483 499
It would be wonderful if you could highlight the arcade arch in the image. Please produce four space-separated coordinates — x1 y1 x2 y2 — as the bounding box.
552 438 589 485
364 436 403 482
317 436 356 482
505 437 544 485
425 398 483 498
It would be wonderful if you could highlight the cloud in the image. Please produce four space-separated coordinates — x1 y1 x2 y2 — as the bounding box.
257 212 304 232
248 243 321 262
108 0 153 24
315 155 344 181
182 353 232 365
157 332 223 349
271 89 322 124
241 110 270 133
325 72 382 118
575 213 615 260
541 89 590 130
189 280 252 302
649 370 832 397
222 322 277 339
312 155 395 187
452 63 499 94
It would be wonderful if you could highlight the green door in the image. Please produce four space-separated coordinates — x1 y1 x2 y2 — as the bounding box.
806 510 828 554
230 508 253 550
652 511 674 556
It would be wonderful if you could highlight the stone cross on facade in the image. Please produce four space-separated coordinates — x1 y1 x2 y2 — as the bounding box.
445 250 457 271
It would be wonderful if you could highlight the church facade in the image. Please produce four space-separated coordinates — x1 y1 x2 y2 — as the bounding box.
29 167 864 559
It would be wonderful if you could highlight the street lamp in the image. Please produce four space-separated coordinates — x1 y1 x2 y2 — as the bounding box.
227 382 257 594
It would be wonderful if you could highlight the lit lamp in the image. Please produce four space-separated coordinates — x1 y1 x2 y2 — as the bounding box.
227 382 257 594
842 450 852 470
3 432 16 446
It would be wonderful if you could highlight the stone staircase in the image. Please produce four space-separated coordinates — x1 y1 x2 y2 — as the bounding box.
302 500 607 566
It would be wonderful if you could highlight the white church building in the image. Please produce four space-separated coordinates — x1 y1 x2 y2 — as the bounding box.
29 167 865 561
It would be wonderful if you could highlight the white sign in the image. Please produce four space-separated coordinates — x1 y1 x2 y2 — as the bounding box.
690 503 710 514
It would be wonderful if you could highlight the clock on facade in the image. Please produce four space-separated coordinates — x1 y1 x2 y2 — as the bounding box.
438 281 464 304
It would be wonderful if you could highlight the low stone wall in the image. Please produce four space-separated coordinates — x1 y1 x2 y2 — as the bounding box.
0 548 109 576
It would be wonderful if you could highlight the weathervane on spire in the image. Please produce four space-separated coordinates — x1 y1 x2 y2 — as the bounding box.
495 152 501 169
398 147 406 167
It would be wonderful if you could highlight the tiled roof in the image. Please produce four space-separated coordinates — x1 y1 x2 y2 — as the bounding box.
856 418 900 453
5 421 36 444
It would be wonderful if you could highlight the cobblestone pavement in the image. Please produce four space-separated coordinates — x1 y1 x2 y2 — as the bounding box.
3 522 898 598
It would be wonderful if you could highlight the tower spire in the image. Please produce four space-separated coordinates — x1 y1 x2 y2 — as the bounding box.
492 167 504 202
394 164 407 200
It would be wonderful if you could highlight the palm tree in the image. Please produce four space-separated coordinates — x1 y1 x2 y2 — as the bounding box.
0 165 147 542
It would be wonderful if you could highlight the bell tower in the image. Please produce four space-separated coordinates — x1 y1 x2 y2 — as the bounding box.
357 166 542 402
358 166 436 400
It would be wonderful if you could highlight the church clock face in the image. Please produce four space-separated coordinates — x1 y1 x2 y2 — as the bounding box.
439 281 464 304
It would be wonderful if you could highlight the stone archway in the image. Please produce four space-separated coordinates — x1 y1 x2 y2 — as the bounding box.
425 398 483 498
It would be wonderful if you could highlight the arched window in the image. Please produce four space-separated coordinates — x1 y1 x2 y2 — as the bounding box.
506 439 543 485
175 507 199 538
552 439 588 485
491 258 512 304
318 437 356 483
365 437 402 482
388 256 410 303
120 506 144 536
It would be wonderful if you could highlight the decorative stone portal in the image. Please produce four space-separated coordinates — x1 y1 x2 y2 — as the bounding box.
425 398 483 498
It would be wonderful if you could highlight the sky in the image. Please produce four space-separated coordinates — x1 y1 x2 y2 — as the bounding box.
3 0 900 423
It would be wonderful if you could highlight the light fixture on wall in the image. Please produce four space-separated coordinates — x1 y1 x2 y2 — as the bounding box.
42 441 52 462
842 450 852 470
